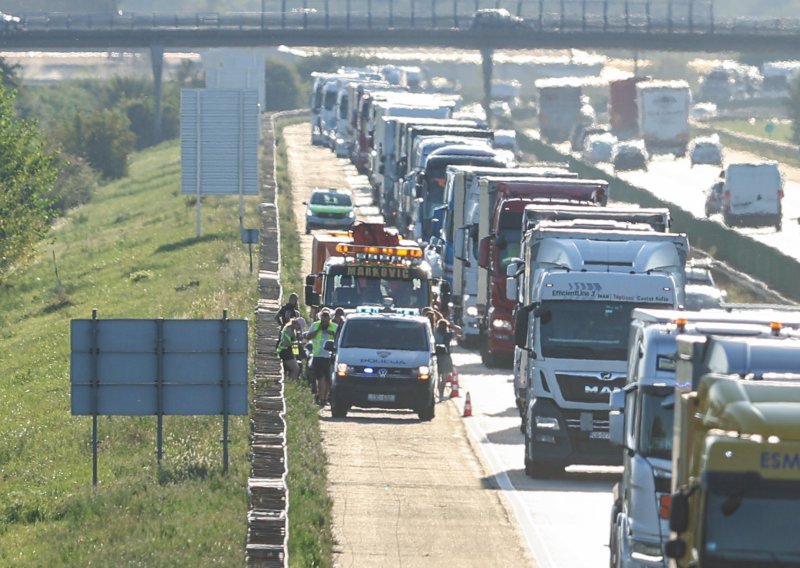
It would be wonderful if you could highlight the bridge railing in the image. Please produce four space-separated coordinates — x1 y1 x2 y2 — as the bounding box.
6 2 800 35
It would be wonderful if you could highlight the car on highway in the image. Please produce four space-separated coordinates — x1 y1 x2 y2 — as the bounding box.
611 139 648 171
582 132 617 164
328 311 441 420
570 123 609 152
704 178 724 217
688 135 724 166
684 283 726 310
304 187 355 234
689 102 717 121
469 8 525 30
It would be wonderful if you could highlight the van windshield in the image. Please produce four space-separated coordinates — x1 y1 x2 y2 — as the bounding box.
341 319 429 350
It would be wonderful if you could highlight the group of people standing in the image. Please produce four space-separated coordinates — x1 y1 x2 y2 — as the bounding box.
275 293 344 407
277 293 462 408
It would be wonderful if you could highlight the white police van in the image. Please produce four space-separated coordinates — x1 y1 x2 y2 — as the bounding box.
328 309 441 420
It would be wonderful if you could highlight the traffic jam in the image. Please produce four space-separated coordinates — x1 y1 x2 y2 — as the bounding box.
295 63 800 568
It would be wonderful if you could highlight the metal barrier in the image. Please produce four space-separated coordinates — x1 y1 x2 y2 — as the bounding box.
246 114 288 567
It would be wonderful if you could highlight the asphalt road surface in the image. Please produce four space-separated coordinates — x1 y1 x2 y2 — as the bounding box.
284 122 534 568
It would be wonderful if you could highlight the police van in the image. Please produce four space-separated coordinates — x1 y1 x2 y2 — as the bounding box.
327 310 442 420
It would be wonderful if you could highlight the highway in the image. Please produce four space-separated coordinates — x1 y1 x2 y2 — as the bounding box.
291 123 621 567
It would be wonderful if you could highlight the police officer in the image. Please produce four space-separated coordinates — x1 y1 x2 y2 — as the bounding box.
306 309 338 406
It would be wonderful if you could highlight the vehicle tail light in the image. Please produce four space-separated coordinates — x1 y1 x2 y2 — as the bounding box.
724 190 731 206
659 494 672 519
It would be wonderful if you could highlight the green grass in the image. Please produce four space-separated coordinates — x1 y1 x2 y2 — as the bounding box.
713 118 794 144
0 139 260 565
274 115 336 568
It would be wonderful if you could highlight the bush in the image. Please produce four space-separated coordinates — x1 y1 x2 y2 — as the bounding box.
56 108 137 180
264 59 303 111
47 154 100 213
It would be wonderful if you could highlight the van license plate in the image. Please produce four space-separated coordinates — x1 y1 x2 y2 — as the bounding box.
368 394 395 402
589 431 610 440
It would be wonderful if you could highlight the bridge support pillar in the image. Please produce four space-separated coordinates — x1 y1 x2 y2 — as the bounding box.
480 47 493 128
150 44 164 144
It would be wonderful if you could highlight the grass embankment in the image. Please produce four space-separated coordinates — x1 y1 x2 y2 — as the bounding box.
713 118 793 144
274 115 335 568
0 140 260 564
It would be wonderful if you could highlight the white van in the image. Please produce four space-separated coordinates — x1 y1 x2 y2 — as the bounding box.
722 162 783 230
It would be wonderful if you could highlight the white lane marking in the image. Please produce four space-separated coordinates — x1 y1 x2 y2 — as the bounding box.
464 415 558 568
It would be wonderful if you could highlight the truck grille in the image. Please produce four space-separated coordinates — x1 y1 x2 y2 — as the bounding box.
562 409 611 432
555 372 626 404
317 211 347 219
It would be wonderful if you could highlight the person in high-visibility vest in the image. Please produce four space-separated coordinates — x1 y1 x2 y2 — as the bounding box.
306 309 338 406
277 317 305 380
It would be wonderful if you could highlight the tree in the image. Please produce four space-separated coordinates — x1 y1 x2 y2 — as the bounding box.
0 84 58 279
57 108 136 179
264 59 303 111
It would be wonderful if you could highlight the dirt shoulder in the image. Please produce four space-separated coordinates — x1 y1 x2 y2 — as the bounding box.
283 123 533 567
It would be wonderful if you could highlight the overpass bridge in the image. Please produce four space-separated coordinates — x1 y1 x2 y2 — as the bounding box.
4 1 796 137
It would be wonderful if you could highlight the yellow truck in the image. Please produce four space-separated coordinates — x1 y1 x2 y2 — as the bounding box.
666 332 800 567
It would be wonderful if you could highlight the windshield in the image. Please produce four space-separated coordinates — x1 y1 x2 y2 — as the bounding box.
702 475 800 567
495 211 523 273
310 192 352 206
324 266 430 309
323 88 337 110
341 319 429 350
539 301 673 360
637 387 674 460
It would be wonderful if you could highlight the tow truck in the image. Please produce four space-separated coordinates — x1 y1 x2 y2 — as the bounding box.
304 223 434 319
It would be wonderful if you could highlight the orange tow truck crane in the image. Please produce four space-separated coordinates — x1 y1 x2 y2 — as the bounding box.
304 223 434 319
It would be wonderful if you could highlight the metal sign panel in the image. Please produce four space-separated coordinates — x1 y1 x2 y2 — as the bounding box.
70 318 248 416
180 88 260 196
202 48 267 110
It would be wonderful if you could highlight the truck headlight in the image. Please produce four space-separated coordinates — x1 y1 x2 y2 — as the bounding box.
492 318 512 331
347 209 355 218
306 209 313 217
630 540 663 563
336 363 349 377
535 416 560 431
466 305 479 317
418 365 431 380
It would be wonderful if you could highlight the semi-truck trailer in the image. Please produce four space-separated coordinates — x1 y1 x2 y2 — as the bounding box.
636 80 691 157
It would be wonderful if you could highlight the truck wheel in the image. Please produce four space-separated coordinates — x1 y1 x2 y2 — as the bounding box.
417 395 435 421
524 434 562 479
331 399 349 418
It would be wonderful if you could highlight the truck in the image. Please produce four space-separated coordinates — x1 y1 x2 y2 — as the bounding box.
609 76 648 140
511 222 688 477
535 78 583 143
476 177 610 366
304 223 433 319
372 117 487 221
437 166 574 346
509 206 673 423
608 307 800 568
636 80 691 157
665 331 800 568
721 161 784 231
404 145 510 242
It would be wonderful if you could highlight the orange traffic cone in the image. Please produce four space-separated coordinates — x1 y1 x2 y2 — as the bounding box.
463 391 472 417
449 370 460 398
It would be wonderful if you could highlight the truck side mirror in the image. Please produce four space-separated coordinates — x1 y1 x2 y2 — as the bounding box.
506 276 517 302
669 491 690 533
533 306 552 325
415 180 423 199
664 539 686 560
514 307 530 349
305 286 320 308
324 340 335 352
609 387 626 447
478 236 491 269
305 274 316 287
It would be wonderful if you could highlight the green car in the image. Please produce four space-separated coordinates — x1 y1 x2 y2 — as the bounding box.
304 188 356 234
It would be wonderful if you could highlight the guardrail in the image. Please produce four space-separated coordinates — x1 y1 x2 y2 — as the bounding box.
3 2 800 34
518 132 800 304
246 113 288 567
